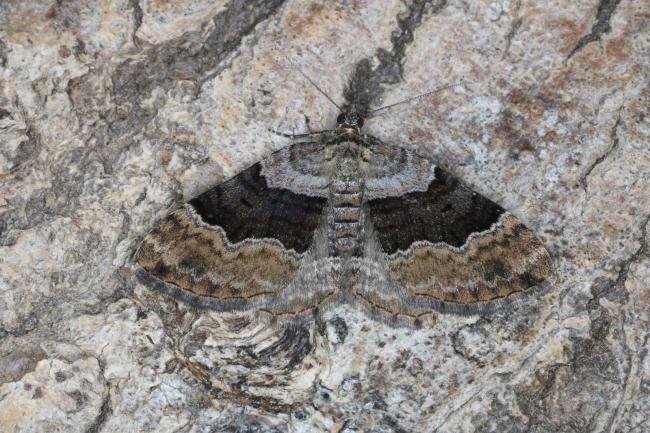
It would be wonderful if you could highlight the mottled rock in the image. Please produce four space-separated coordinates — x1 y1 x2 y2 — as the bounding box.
0 0 647 432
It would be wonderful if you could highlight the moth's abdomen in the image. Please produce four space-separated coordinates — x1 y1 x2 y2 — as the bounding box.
328 154 365 257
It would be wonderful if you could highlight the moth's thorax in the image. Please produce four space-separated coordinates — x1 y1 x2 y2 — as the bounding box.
327 141 368 257
325 140 372 168
335 126 361 136
335 111 364 133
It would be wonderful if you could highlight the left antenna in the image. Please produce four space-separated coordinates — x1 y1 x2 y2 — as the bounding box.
297 69 342 111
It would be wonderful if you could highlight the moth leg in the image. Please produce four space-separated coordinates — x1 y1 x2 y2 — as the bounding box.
268 127 336 140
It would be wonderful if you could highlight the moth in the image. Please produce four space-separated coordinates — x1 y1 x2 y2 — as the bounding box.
135 92 552 326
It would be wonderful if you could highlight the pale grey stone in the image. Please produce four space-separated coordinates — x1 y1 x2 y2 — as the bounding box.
0 0 647 432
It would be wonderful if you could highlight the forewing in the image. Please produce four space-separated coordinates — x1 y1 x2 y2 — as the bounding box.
135 142 333 315
365 145 552 314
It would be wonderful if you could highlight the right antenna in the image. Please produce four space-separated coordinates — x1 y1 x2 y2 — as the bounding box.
366 80 466 119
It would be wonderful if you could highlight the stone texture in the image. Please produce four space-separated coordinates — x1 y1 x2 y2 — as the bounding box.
0 0 648 432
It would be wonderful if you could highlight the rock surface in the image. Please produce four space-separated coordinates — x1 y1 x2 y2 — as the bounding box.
0 0 648 432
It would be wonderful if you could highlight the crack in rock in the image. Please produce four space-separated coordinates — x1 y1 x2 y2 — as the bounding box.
344 0 448 115
567 0 623 59
128 0 143 46
84 389 112 433
580 113 622 192
603 214 649 293
0 38 8 67
503 17 523 57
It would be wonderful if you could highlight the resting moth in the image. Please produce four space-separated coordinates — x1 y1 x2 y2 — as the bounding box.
135 102 552 326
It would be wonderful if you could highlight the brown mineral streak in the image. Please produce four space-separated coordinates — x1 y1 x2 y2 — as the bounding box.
136 206 300 299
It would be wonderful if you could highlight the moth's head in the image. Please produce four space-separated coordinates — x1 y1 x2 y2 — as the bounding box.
336 111 364 133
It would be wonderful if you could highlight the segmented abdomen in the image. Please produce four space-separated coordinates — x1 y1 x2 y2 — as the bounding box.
328 150 365 257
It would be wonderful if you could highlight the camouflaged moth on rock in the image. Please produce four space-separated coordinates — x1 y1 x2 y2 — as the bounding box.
135 82 552 327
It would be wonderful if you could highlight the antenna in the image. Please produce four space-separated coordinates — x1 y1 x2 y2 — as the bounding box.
297 69 342 111
366 81 466 118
